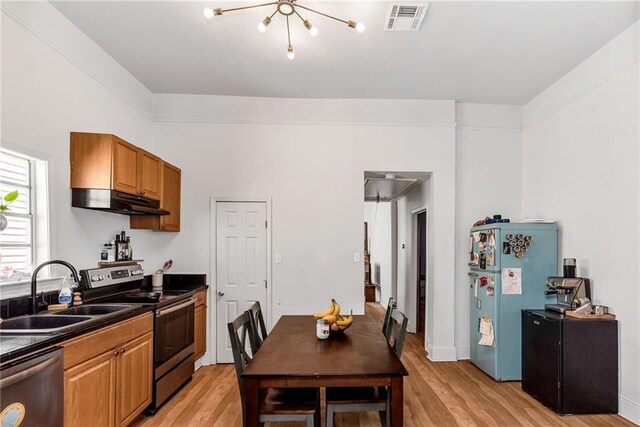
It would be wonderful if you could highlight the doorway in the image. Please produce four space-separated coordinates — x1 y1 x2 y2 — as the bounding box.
214 201 268 363
416 211 427 337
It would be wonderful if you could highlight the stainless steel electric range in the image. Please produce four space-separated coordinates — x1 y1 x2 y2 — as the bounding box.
80 264 195 414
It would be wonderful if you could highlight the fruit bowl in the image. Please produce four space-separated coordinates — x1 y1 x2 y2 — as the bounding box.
313 299 353 337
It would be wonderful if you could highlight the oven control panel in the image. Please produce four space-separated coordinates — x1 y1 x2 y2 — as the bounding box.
111 269 130 280
81 264 144 289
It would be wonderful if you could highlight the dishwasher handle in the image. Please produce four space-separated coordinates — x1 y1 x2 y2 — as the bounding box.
0 352 61 389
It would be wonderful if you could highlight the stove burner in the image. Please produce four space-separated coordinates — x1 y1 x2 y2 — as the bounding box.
126 291 161 303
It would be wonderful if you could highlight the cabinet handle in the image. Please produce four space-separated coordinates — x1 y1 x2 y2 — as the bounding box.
120 348 126 355
114 348 121 356
533 320 540 325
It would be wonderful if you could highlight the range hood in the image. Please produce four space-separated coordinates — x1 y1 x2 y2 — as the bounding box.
72 189 169 216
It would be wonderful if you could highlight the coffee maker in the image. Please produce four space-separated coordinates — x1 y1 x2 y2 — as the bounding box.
544 258 591 313
544 277 591 313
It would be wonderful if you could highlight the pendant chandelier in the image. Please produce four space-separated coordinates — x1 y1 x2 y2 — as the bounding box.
203 0 365 60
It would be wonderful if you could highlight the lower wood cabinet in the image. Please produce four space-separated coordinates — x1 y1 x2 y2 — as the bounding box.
194 290 207 360
64 350 117 427
62 313 153 427
117 333 154 426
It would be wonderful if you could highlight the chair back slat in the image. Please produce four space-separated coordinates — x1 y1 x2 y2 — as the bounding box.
248 301 268 354
228 312 256 391
384 308 408 358
382 297 396 336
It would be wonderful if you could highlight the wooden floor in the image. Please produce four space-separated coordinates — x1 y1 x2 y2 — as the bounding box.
136 303 634 427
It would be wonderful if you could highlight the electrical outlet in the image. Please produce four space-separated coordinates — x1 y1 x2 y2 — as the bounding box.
353 252 360 263
275 253 282 264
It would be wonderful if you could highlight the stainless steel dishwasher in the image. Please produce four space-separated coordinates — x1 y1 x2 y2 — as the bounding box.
0 347 63 427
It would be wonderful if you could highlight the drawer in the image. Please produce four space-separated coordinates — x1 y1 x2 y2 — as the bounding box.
61 312 153 370
194 290 207 308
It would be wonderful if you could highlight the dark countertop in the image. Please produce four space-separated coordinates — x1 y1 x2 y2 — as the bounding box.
142 273 208 293
523 309 617 321
0 304 152 364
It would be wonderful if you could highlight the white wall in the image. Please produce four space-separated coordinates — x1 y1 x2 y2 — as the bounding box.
522 20 640 424
396 182 432 341
1 2 159 276
151 96 458 362
454 103 524 359
364 201 392 303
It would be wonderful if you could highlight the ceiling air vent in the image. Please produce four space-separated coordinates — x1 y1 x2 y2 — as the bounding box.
384 2 429 32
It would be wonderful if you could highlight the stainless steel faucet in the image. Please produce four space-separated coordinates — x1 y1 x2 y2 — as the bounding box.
30 260 80 314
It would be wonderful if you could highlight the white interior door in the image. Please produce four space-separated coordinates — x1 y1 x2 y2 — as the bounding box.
216 202 267 363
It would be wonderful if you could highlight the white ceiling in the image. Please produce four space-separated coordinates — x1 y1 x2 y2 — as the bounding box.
50 1 639 104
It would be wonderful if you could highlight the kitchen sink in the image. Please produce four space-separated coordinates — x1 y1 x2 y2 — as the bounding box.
0 315 94 334
52 304 134 316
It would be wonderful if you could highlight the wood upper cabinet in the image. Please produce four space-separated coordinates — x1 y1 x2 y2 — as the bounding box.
62 313 153 427
137 150 162 201
194 290 207 360
71 132 161 201
130 161 181 232
112 137 139 195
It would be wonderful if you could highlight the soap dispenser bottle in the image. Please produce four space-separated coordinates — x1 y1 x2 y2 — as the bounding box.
58 277 73 305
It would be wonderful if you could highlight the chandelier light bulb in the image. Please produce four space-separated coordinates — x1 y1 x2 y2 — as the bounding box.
304 20 318 37
287 45 295 60
258 16 271 33
203 8 214 19
355 22 365 33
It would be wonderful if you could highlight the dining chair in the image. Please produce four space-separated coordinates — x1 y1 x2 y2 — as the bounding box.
248 301 268 354
325 308 408 427
228 312 321 427
381 297 396 336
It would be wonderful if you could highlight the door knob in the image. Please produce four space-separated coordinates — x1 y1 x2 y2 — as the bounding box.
217 291 225 297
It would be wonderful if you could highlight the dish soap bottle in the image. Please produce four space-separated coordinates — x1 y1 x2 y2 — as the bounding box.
58 277 73 306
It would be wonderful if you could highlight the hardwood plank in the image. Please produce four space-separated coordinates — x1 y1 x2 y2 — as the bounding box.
136 303 634 427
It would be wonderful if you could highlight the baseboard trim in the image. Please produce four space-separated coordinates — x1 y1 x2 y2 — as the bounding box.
619 394 640 425
456 346 470 360
427 346 457 362
195 351 214 370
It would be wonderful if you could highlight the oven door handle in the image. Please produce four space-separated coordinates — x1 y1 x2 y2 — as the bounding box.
156 298 195 317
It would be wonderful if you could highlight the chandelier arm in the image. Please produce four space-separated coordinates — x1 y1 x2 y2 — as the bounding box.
294 4 349 25
217 2 278 14
293 9 306 23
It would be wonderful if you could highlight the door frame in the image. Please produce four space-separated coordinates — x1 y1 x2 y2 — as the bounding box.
410 205 428 349
209 197 273 365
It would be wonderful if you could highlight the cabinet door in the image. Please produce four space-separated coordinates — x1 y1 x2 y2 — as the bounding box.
194 304 206 360
112 138 139 195
138 151 162 201
117 332 153 427
159 162 181 231
64 351 117 427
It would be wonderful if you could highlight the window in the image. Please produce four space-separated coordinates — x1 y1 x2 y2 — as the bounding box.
0 148 49 286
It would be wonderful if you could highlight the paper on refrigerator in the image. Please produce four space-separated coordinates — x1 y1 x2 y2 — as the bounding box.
502 268 522 294
478 318 495 346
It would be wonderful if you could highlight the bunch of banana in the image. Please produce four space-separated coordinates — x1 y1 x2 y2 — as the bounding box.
312 299 354 332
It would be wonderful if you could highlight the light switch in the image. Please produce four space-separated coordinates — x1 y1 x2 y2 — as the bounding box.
353 252 360 263
275 253 282 264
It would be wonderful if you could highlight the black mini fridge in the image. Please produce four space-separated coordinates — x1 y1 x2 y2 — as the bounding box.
521 310 618 415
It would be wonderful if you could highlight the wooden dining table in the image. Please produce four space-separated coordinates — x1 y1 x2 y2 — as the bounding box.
241 314 409 426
